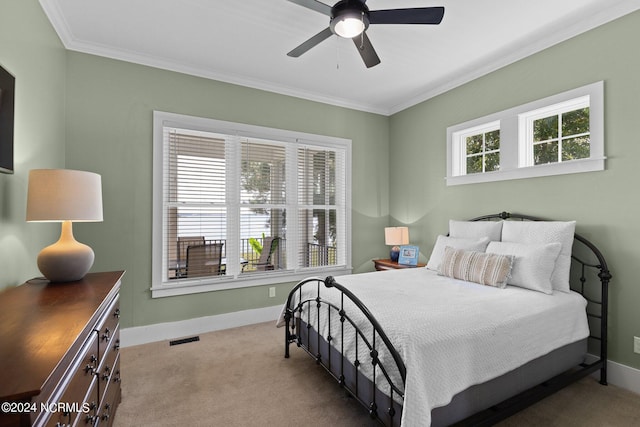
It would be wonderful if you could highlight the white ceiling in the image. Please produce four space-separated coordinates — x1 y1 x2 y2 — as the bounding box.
40 0 640 115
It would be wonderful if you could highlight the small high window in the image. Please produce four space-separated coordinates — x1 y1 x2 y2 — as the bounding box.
520 96 590 167
451 121 500 177
447 81 604 186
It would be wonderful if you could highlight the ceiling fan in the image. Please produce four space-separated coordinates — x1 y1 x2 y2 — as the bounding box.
287 0 445 68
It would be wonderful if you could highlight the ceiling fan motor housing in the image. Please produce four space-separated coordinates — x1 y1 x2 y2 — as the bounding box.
287 0 445 68
330 0 370 38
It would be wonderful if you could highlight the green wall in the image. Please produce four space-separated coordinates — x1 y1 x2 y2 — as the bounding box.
0 0 66 289
389 10 640 370
64 52 390 329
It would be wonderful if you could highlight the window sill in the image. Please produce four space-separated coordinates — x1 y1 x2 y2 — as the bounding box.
150 266 353 298
446 156 605 186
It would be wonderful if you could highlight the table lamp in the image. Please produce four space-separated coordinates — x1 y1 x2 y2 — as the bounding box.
26 169 103 282
384 226 409 262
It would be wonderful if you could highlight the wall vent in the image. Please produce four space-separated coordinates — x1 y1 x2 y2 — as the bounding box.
169 336 200 346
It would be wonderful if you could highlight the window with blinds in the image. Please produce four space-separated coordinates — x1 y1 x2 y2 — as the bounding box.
152 112 352 297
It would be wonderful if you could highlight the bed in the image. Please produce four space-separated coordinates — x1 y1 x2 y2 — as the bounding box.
281 212 611 426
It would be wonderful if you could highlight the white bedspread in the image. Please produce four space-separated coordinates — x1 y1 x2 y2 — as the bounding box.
279 268 589 426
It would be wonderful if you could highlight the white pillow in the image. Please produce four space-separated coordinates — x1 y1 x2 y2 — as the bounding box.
501 221 576 293
486 241 562 294
449 220 503 241
426 235 490 271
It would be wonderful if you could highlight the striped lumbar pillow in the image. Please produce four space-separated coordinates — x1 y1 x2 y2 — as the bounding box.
439 246 513 288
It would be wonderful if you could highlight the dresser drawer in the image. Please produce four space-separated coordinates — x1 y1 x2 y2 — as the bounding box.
41 332 100 427
62 333 99 405
97 295 120 362
98 354 121 427
97 327 119 401
43 376 97 427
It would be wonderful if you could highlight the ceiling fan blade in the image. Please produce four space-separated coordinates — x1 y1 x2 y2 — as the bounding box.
353 32 380 68
369 7 445 25
287 27 333 58
287 0 332 16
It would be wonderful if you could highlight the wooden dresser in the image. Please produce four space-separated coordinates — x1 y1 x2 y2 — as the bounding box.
0 271 124 427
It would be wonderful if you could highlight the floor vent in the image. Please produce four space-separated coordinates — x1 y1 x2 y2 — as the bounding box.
169 336 200 346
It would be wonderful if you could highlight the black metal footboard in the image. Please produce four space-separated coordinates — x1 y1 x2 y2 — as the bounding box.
284 276 406 426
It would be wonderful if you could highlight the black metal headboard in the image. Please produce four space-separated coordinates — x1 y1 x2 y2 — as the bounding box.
470 211 612 385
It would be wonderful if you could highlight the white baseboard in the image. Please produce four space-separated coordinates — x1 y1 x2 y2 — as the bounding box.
121 312 640 397
586 353 640 395
120 304 283 347
602 358 640 395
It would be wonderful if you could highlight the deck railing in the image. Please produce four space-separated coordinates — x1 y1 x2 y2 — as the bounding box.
170 237 337 278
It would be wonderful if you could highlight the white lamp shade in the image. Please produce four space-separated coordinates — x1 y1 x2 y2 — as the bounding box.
27 169 103 222
384 227 409 246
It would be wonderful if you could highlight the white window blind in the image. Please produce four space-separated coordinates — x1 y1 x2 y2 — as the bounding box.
239 138 287 273
297 147 344 268
152 112 352 297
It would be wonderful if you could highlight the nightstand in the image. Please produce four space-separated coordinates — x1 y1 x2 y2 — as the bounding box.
373 258 426 271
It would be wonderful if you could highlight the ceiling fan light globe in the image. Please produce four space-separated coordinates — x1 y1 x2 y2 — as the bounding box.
333 16 365 38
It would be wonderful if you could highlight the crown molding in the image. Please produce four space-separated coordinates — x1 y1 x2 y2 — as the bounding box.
40 0 640 117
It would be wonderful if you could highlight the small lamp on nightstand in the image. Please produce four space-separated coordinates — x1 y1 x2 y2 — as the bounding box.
384 226 409 262
26 169 103 283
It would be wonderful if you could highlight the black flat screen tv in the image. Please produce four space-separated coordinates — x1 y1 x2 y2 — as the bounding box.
0 64 15 174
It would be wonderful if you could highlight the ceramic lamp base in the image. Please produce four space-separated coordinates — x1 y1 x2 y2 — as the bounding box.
37 221 95 282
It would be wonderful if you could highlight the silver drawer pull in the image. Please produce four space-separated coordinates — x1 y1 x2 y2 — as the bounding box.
84 354 98 375
102 365 111 382
85 414 98 425
101 403 111 421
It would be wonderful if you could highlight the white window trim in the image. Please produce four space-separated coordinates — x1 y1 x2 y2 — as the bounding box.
151 111 353 298
446 81 604 186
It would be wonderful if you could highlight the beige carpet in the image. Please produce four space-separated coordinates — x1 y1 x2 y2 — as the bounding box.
114 321 640 427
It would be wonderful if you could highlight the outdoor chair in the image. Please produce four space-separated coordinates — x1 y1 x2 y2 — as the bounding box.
185 242 224 277
254 237 279 271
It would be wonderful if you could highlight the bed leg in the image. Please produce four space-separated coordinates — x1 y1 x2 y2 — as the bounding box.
284 309 293 359
285 327 290 358
600 365 608 386
284 312 290 358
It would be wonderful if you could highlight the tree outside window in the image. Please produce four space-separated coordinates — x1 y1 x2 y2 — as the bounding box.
465 128 500 174
533 107 590 165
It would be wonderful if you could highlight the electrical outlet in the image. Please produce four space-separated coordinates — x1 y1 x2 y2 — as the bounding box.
634 336 640 354
269 287 276 298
